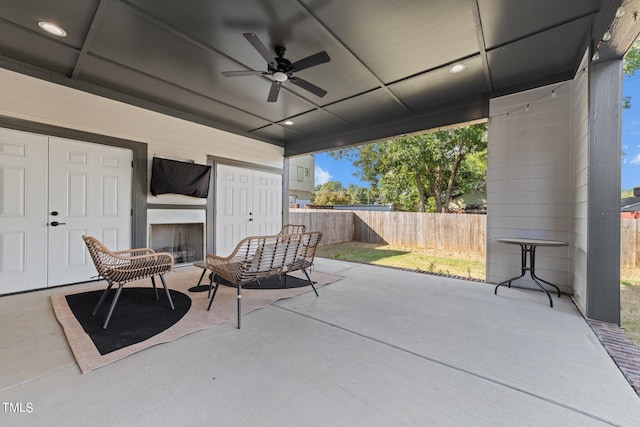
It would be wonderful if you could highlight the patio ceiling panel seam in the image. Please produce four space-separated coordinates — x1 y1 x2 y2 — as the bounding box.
119 0 342 122
384 52 482 87
86 52 279 127
0 17 80 52
249 86 387 134
483 8 601 52
293 0 413 114
273 303 620 426
468 0 493 92
71 0 110 79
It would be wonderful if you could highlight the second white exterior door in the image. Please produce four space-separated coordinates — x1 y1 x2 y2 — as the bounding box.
215 164 282 257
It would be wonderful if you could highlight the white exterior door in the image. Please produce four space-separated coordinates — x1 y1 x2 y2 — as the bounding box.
47 137 132 286
0 128 133 293
215 164 253 257
0 129 48 294
215 164 282 257
252 170 282 236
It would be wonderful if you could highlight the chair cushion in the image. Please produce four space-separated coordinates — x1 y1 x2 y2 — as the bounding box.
247 243 276 273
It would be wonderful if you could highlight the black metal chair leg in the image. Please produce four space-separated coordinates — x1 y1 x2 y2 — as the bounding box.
207 281 220 311
237 285 242 329
103 284 124 329
151 276 159 300
302 268 319 296
159 274 175 310
92 281 114 316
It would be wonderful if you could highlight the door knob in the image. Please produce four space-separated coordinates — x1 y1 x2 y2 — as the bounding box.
50 221 66 227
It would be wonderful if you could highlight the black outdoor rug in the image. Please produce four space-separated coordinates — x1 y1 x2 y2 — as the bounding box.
51 267 342 373
65 288 191 355
198 273 315 290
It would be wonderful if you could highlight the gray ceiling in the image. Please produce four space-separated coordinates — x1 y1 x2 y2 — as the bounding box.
0 0 636 155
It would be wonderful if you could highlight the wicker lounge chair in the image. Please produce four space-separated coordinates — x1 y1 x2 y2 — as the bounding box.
82 235 175 329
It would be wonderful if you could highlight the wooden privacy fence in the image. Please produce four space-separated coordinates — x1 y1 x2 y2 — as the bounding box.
290 210 640 267
622 219 640 268
289 210 486 254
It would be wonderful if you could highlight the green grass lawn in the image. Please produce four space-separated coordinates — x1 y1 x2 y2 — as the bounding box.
317 242 640 348
316 242 486 280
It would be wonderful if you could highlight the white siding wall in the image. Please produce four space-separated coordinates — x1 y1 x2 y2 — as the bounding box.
569 54 590 313
0 68 284 205
487 83 572 292
288 154 315 201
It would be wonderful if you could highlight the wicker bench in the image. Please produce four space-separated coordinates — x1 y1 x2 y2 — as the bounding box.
205 231 322 328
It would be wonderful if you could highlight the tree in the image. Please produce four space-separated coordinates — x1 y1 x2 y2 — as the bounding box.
623 37 640 109
329 123 487 212
624 37 640 76
313 181 350 205
345 184 379 204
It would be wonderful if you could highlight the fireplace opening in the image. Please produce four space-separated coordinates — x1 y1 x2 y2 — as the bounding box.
149 223 204 264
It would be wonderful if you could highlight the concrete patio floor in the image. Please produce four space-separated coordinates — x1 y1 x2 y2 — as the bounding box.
1 258 640 426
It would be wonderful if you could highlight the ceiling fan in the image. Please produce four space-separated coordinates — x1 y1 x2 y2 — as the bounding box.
222 33 330 102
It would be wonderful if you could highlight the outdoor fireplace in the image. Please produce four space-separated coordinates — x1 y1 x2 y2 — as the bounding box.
147 209 205 265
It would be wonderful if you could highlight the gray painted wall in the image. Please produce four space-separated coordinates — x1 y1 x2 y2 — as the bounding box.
586 59 622 324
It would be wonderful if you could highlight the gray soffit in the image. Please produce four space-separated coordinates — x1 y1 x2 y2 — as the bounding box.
0 0 638 155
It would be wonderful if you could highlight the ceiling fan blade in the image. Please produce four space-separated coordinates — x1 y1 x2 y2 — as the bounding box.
267 81 282 102
243 33 277 68
288 77 327 98
290 51 330 72
221 70 266 77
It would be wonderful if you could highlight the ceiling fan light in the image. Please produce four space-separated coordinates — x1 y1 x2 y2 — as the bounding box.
449 63 466 74
38 21 67 37
273 71 288 82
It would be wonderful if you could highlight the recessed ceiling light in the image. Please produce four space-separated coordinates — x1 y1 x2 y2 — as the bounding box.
284 120 294 126
449 63 466 74
38 21 67 37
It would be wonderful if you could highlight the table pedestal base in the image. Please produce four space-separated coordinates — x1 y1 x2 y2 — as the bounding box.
494 244 561 307
188 261 212 294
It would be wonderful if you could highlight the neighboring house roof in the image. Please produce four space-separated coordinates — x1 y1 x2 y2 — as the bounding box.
621 197 640 212
450 190 487 209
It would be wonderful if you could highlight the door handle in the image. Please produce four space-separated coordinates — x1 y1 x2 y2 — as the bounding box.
248 218 253 221
50 221 67 227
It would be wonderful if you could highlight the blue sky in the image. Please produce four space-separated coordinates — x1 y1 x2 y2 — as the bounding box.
314 152 367 187
315 73 640 191
622 73 640 191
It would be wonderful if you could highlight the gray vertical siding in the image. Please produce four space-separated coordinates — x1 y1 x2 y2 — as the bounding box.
487 83 572 293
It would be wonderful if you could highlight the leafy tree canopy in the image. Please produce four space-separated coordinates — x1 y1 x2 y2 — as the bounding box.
313 181 350 205
329 123 487 212
624 37 640 76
